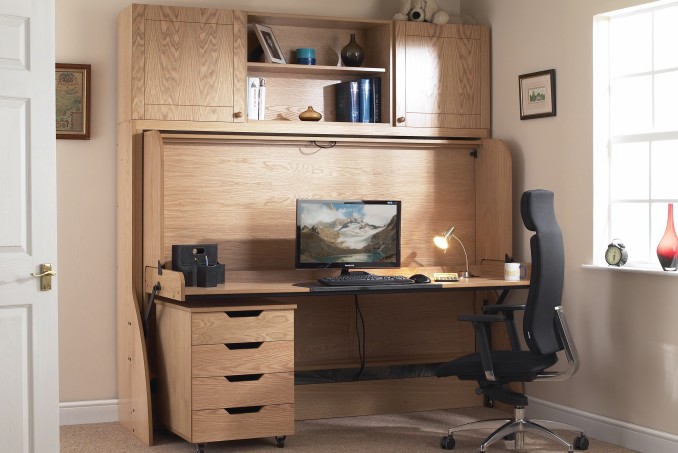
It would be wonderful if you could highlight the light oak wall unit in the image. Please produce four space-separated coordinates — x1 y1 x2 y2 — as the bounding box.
117 3 509 446
246 13 392 124
394 21 490 135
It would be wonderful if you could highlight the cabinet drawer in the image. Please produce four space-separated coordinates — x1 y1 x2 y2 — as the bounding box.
192 341 294 377
192 310 294 345
192 372 294 410
192 404 294 443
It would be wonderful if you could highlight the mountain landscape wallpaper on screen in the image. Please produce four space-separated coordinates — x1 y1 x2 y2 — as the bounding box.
298 202 398 264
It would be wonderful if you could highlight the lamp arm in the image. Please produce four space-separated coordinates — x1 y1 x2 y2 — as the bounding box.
451 233 469 277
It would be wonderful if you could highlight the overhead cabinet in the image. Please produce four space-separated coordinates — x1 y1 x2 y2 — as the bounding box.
119 4 490 137
394 21 490 132
118 4 247 122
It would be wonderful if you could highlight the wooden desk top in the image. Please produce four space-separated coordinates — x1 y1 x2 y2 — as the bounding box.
185 277 528 296
145 266 530 302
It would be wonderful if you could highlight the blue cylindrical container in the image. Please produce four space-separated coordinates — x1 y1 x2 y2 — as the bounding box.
296 48 316 65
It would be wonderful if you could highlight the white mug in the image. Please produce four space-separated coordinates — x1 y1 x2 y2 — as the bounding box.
504 262 527 281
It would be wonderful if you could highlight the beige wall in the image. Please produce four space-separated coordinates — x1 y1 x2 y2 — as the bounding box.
461 0 678 436
55 0 461 401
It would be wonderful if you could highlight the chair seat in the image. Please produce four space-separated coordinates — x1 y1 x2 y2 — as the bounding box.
436 350 557 382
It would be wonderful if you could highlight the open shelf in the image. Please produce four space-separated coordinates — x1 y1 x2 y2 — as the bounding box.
247 62 386 76
246 12 392 125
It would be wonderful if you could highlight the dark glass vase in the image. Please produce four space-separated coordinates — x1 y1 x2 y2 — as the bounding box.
341 34 364 67
657 203 678 271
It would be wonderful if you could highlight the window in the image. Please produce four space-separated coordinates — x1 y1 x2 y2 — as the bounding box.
594 1 678 268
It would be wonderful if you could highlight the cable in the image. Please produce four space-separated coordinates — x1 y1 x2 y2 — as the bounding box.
352 294 366 381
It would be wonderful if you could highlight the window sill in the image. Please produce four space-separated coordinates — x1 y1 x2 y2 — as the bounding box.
582 264 678 276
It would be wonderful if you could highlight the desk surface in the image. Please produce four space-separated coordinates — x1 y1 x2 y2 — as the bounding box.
144 266 530 302
185 277 529 297
146 267 530 301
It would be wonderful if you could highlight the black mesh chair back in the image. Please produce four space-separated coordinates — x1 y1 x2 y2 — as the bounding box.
521 189 564 356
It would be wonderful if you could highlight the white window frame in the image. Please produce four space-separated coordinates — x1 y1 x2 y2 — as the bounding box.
593 0 678 270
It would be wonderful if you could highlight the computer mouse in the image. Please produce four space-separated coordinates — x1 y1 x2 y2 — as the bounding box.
409 273 431 283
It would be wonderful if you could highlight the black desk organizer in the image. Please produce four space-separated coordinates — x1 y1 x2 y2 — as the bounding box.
171 244 225 287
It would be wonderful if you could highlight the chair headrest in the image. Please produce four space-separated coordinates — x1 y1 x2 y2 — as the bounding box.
521 190 556 233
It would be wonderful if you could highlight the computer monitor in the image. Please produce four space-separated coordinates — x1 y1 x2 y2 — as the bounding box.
295 199 401 271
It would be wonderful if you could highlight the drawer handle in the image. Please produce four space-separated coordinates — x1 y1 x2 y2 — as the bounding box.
225 342 263 350
225 310 263 318
225 406 263 414
225 374 263 382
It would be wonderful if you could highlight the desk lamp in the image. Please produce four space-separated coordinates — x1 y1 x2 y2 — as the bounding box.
434 226 470 278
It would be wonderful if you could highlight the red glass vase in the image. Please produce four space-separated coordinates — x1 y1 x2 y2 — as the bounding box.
657 203 678 271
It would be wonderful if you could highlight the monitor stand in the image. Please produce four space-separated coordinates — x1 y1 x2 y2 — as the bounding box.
339 269 371 276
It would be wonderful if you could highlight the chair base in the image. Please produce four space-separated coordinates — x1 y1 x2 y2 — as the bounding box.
441 406 589 452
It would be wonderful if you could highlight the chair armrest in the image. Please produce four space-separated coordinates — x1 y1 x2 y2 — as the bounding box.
482 304 526 351
482 304 526 313
458 314 505 323
457 314 504 382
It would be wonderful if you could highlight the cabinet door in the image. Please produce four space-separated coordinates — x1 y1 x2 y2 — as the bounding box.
132 5 246 122
394 22 489 131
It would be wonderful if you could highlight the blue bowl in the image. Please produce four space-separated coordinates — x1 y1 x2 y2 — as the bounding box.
296 57 316 65
296 48 316 58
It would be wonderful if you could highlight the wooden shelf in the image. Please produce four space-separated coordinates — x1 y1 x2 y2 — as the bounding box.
247 12 392 30
247 62 386 76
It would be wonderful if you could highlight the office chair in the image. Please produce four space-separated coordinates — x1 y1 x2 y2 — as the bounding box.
436 190 589 452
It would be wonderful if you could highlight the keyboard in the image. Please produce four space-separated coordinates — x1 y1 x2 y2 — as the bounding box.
318 274 415 286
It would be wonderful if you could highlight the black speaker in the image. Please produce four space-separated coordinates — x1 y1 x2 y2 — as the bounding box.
171 244 225 287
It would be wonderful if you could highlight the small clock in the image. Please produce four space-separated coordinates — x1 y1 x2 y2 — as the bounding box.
605 239 628 266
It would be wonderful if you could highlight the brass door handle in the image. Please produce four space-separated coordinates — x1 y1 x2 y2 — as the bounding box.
31 270 56 278
31 263 56 291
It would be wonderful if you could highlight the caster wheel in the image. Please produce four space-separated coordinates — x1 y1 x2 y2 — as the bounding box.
196 443 206 453
574 435 589 450
440 435 455 450
275 436 286 448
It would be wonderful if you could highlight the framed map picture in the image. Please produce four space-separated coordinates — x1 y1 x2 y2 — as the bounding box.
56 63 90 139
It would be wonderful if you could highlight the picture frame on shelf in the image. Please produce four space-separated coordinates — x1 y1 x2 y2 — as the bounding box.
56 63 91 139
253 24 286 64
519 69 556 120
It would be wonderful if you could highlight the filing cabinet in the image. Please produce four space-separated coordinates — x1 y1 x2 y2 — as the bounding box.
155 301 295 448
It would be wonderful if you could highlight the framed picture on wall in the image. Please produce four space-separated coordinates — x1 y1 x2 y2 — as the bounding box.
253 24 286 64
56 63 91 139
519 69 556 120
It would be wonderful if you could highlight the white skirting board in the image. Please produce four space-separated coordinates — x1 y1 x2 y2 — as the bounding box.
60 397 678 452
528 397 678 453
59 399 119 426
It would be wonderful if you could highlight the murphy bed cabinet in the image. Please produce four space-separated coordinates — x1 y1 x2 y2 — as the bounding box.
117 3 501 448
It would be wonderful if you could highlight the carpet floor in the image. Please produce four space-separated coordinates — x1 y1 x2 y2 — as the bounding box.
60 407 638 452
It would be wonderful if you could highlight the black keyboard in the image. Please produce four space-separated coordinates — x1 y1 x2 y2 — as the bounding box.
318 274 415 286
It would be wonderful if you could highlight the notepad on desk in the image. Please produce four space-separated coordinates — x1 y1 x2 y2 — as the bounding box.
433 272 459 282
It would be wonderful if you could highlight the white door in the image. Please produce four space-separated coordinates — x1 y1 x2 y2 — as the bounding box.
0 0 59 451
